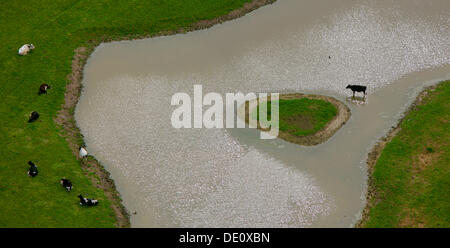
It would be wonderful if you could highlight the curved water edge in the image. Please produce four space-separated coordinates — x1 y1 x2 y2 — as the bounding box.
75 0 450 227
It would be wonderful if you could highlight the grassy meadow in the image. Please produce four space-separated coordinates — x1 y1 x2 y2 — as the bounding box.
0 0 253 227
361 81 450 228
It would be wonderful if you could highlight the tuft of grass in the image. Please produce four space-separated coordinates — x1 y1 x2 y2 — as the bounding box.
252 98 337 137
362 81 450 228
0 0 253 227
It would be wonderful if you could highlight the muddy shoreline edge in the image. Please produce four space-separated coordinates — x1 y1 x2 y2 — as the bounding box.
55 0 277 227
356 82 445 227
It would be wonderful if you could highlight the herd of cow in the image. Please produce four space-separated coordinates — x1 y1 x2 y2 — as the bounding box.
21 44 99 207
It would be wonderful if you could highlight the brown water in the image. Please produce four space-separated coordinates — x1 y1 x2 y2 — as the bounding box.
75 0 450 227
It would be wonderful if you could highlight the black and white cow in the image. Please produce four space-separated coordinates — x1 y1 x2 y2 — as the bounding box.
27 161 38 177
78 194 98 206
79 146 88 158
346 85 367 97
18 44 35 56
39 84 51 95
60 178 73 192
28 111 40 123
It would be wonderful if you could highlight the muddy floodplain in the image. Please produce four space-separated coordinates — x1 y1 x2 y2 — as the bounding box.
75 0 450 227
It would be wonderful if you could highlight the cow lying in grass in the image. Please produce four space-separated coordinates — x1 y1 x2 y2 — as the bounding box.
27 161 38 177
79 146 88 158
346 85 367 98
18 44 35 56
39 84 51 95
60 178 73 192
78 194 98 206
28 111 39 123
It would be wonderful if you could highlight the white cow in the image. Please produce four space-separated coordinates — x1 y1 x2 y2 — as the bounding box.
18 44 35 55
79 146 88 158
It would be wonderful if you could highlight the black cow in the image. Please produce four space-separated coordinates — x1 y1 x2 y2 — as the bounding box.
60 178 73 192
78 194 98 206
38 84 51 95
346 85 367 97
27 161 38 177
28 111 39 123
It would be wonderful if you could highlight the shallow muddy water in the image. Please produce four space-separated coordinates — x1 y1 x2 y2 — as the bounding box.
75 0 450 227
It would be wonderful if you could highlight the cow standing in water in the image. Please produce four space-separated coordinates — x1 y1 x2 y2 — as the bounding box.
346 85 367 98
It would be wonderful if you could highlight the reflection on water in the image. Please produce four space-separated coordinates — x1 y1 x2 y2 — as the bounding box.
346 96 367 105
75 0 450 227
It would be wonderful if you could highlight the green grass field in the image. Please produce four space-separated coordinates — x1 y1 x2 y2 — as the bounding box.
252 98 337 136
362 81 450 228
0 0 253 227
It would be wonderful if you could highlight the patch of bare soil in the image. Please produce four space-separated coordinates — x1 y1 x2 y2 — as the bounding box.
54 0 276 227
245 93 351 146
285 115 314 130
398 208 426 228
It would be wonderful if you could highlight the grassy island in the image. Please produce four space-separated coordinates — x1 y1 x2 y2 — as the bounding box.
246 94 351 146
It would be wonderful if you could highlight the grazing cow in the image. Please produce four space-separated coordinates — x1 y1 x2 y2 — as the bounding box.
27 161 38 177
78 194 98 206
28 111 40 123
346 84 367 97
60 178 73 192
39 84 51 95
18 44 35 56
79 146 88 158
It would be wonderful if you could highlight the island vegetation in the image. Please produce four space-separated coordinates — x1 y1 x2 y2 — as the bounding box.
246 94 350 146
